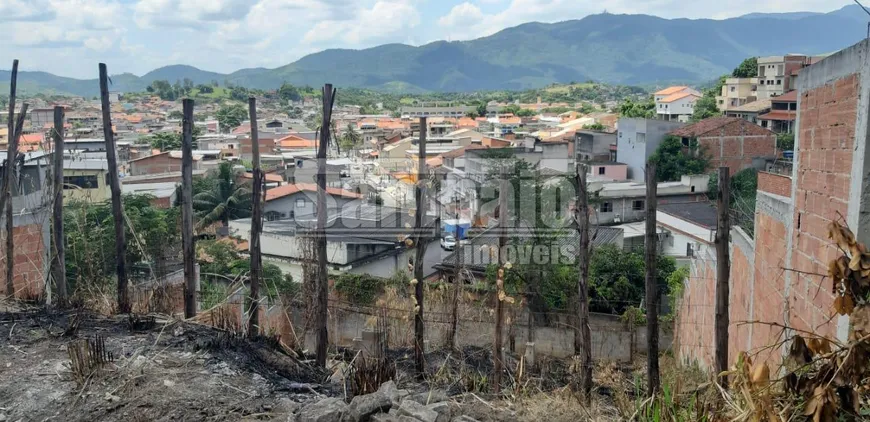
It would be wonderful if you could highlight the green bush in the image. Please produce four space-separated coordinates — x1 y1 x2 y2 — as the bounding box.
333 273 387 305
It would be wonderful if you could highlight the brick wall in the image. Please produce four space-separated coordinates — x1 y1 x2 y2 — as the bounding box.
130 154 182 176
0 223 47 299
788 71 860 340
758 172 792 197
675 248 716 368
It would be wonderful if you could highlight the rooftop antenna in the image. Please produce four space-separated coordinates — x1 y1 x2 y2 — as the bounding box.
856 0 870 39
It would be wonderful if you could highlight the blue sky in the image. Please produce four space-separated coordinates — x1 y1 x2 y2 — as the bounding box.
0 0 853 79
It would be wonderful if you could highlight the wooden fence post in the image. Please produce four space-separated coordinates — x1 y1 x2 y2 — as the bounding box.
3 59 18 299
493 164 508 393
248 97 263 336
644 161 660 396
715 167 731 386
413 117 428 376
99 63 129 313
53 106 67 306
181 99 196 318
315 84 336 367
574 163 592 400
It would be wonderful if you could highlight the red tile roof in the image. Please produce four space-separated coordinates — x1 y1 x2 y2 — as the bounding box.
660 92 700 103
265 183 362 201
758 110 797 121
655 86 688 96
241 172 284 183
669 116 775 138
771 90 797 102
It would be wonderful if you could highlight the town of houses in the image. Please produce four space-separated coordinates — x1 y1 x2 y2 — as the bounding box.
0 51 826 299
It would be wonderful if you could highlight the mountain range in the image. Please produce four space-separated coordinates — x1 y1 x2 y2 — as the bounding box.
2 5 867 96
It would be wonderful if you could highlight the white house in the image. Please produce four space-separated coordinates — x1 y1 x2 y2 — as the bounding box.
654 86 702 122
655 202 717 266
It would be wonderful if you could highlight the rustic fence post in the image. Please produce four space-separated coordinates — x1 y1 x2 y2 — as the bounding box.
644 162 660 396
413 117 428 376
99 63 129 313
248 97 263 336
3 60 18 299
448 197 461 350
715 167 731 386
181 99 196 318
574 163 592 400
493 164 508 393
52 106 67 306
315 84 336 367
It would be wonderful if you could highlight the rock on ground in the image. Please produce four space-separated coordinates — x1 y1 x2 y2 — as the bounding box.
343 391 392 422
300 397 348 422
397 399 439 422
377 380 410 408
426 402 451 422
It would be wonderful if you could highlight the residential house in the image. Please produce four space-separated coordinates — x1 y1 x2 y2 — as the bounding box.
63 159 111 202
30 108 55 130
756 55 812 99
591 175 710 225
669 116 777 175
587 161 627 180
228 204 440 282
757 90 797 134
122 182 178 208
128 151 202 176
724 99 772 124
400 103 476 117
64 138 107 152
613 221 664 252
716 78 759 112
656 202 718 266
263 183 362 221
654 86 701 122
616 118 685 181
574 129 617 162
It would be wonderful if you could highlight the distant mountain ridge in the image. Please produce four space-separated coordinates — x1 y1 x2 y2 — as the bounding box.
1 5 866 96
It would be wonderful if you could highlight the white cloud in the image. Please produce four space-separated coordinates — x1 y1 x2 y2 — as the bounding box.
0 0 56 22
302 0 421 46
134 0 257 28
438 2 484 28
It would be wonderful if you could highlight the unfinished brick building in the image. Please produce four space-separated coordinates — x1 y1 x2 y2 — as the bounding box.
669 116 778 175
677 39 870 369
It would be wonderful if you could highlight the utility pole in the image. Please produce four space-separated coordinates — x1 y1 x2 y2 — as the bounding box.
52 106 67 306
99 64 129 313
181 99 196 318
315 84 336 368
248 97 263 337
493 164 508 393
715 167 731 386
413 117 428 376
644 162 660 396
574 163 592 400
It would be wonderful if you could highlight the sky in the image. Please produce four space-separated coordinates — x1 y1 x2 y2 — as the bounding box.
0 0 854 79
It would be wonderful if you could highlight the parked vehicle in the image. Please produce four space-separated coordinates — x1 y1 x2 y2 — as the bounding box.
440 234 456 250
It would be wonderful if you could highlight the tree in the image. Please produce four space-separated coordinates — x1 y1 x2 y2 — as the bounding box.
196 84 214 94
777 133 795 151
230 86 249 102
648 135 710 182
278 83 302 102
692 75 728 122
476 102 488 118
146 125 202 151
215 104 248 133
732 57 758 78
198 239 296 300
192 162 252 229
618 98 655 118
515 108 535 117
168 110 184 120
502 104 521 115
589 245 677 314
708 168 758 235
339 123 361 155
582 123 606 131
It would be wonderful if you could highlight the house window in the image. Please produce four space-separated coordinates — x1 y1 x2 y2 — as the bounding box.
64 175 98 189
600 202 613 213
632 200 644 211
776 79 782 85
598 167 606 175
681 138 690 147
730 86 735 92
687 243 695 257
295 198 306 208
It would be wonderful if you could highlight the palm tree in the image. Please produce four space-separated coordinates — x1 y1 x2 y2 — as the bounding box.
339 123 361 156
193 162 252 230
